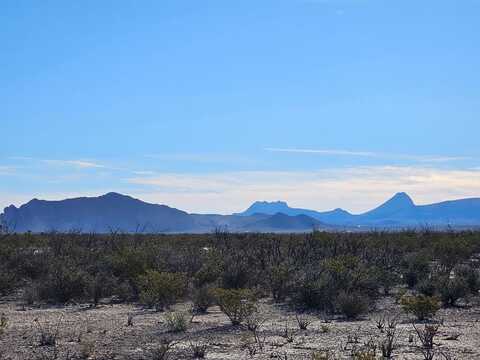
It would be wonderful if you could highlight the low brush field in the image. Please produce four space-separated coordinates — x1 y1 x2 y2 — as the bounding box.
1 230 480 359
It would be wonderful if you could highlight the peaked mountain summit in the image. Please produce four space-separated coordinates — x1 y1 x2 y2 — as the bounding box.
360 192 417 224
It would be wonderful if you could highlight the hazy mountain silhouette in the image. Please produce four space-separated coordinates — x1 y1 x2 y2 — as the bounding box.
247 213 323 232
0 193 324 233
0 192 195 233
236 201 354 224
2 192 480 233
238 192 480 228
358 192 418 225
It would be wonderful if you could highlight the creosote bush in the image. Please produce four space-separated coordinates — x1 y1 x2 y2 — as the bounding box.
36 262 89 303
454 264 480 294
437 276 469 307
400 295 440 321
138 270 187 311
0 267 17 296
292 255 378 315
192 285 215 314
213 288 257 325
337 291 369 320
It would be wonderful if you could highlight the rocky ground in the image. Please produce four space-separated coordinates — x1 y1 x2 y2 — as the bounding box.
1 295 479 360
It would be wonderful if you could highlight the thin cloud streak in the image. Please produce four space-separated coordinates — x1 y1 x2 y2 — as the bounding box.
9 156 107 170
42 160 106 169
265 148 471 163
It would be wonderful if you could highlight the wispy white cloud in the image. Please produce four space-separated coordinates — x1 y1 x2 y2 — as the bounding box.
265 148 471 163
9 156 107 170
126 166 480 214
42 159 105 169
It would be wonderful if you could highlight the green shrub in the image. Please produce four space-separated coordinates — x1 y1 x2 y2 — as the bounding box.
401 254 430 288
454 264 480 294
164 311 188 333
87 272 118 306
193 252 222 288
433 236 472 272
267 264 292 302
138 271 187 311
0 314 8 337
22 283 40 305
0 268 17 296
110 248 150 282
375 268 399 295
292 256 378 313
437 276 469 306
115 281 136 302
36 262 89 303
292 277 333 312
400 295 440 321
192 285 215 314
337 291 369 320
220 257 252 289
416 278 437 297
213 288 257 325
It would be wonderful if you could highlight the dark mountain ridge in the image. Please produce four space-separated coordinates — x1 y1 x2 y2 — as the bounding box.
2 192 480 233
0 193 325 233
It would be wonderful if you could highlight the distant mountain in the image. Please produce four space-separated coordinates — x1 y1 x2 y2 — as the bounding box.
0 193 195 233
238 192 480 228
236 201 354 224
0 193 326 233
359 192 418 225
247 213 323 232
2 192 480 233
416 198 480 226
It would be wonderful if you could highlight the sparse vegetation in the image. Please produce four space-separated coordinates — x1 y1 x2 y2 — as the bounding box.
414 323 441 360
33 316 63 347
0 230 479 358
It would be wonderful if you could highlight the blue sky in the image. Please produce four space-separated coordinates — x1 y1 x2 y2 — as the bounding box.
2 0 480 214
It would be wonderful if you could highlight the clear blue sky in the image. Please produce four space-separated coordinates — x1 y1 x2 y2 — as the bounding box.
2 0 480 214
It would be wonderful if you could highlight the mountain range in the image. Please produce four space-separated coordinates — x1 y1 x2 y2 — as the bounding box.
238 192 480 227
1 192 480 233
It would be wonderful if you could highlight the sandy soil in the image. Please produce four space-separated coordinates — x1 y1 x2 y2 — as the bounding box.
1 295 479 360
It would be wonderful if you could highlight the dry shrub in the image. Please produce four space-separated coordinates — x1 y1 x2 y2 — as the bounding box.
213 288 257 325
138 270 187 311
401 295 440 321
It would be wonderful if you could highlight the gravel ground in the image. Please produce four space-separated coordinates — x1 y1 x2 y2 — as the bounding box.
1 295 479 360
